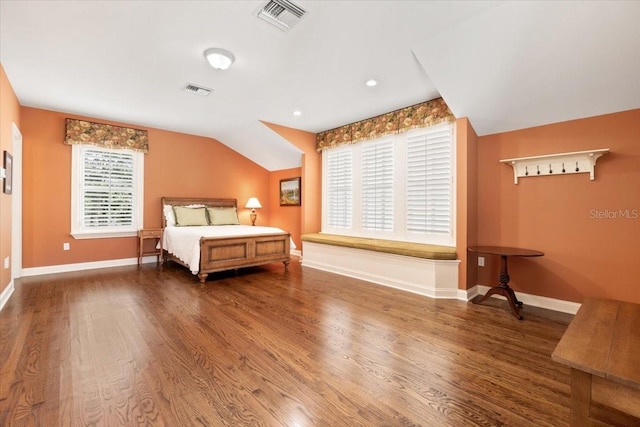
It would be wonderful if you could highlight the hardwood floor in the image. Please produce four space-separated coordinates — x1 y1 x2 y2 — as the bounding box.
1 260 578 426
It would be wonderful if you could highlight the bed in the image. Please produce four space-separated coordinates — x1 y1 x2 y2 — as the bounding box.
161 197 291 282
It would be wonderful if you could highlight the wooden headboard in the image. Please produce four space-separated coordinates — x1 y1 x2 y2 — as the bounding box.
161 197 237 227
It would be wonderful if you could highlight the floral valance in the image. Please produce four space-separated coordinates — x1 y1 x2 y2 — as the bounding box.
316 97 454 151
64 119 149 153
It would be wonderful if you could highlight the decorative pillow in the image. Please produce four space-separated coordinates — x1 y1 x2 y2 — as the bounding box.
173 206 209 226
207 207 240 225
164 203 206 227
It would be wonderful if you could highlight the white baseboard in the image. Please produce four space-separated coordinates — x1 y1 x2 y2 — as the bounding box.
465 285 581 315
21 256 159 277
302 241 460 299
20 249 299 279
0 280 15 312
290 249 301 258
15 254 580 316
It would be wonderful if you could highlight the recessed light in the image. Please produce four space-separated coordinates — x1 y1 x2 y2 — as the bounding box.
293 110 302 116
365 79 378 87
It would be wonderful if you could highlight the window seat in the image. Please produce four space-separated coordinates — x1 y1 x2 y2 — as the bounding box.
301 233 460 299
301 233 457 260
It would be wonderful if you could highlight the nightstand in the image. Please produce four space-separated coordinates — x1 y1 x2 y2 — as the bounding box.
138 228 163 266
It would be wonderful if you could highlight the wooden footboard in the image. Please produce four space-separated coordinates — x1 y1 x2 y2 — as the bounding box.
197 233 290 282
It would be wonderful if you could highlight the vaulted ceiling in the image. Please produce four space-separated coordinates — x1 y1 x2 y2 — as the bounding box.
1 1 638 171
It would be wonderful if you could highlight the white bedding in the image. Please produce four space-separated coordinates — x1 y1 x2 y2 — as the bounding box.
162 225 294 274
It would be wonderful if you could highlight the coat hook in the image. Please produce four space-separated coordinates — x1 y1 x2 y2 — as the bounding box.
549 163 553 174
575 162 580 172
525 166 529 176
536 165 541 175
562 162 566 173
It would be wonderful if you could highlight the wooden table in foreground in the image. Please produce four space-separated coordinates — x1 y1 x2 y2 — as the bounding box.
552 298 640 426
468 246 544 320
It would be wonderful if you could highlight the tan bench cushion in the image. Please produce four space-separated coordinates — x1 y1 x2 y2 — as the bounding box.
301 233 457 260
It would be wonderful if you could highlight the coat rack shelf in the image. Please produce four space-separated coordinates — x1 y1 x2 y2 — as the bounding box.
500 148 609 184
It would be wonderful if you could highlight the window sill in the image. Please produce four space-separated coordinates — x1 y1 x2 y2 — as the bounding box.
322 229 455 248
71 230 138 239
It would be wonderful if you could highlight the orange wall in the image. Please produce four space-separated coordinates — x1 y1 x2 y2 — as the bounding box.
262 122 321 237
0 64 21 295
21 107 272 268
269 168 302 249
475 109 640 304
456 118 478 290
11 66 639 306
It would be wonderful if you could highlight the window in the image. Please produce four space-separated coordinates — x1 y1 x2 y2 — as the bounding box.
325 148 353 228
406 126 452 235
322 122 455 246
71 145 143 238
361 140 394 231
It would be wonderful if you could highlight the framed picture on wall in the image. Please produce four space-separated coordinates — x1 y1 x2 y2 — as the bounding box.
280 177 301 206
3 151 12 195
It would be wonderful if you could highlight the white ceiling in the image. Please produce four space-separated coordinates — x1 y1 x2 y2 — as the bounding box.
1 1 638 171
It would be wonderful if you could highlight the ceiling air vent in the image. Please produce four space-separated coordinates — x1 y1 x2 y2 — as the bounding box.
185 84 212 96
256 0 307 32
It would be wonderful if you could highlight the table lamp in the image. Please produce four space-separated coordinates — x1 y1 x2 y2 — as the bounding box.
245 197 262 226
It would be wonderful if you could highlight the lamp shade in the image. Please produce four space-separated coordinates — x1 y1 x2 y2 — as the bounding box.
245 197 262 209
204 48 235 70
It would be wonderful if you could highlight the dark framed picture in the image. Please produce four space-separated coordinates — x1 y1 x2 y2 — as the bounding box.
280 177 301 206
3 151 12 195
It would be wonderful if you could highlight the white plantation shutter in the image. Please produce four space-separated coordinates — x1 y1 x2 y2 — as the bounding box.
72 145 143 238
326 149 352 228
321 122 454 245
406 126 452 235
82 149 135 227
361 140 393 231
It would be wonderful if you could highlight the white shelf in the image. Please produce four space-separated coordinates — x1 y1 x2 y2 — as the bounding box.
500 148 609 184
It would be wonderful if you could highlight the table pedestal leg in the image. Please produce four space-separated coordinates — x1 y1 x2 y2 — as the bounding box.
474 255 523 320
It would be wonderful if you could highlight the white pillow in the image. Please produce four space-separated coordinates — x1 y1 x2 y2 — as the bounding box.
163 204 176 227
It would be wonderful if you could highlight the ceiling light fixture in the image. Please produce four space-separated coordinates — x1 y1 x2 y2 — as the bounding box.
204 48 235 70
293 110 302 116
365 79 378 87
